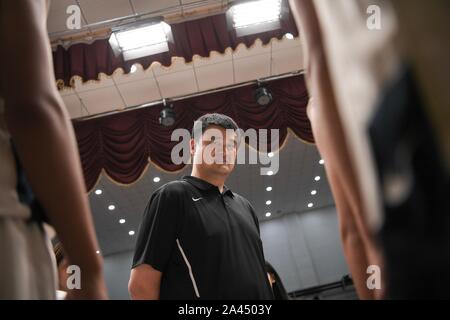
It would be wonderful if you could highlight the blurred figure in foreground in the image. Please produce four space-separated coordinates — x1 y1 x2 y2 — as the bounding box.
289 0 449 299
0 0 107 299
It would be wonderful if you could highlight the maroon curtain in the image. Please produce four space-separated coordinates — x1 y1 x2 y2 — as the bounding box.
73 75 312 191
53 6 298 88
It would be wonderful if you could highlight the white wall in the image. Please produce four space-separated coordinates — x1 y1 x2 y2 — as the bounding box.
260 206 349 293
103 250 133 300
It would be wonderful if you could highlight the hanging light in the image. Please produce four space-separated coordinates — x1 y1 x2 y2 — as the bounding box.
159 99 176 127
255 80 273 106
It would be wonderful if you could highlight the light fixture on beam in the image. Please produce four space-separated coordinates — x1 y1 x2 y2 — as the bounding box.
228 0 282 37
109 17 173 61
159 99 176 127
255 80 273 106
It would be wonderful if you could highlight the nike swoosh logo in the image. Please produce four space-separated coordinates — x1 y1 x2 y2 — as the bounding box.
192 197 202 202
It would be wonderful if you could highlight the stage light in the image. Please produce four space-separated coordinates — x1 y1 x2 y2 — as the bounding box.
230 0 282 36
159 99 176 127
109 17 173 61
255 81 273 106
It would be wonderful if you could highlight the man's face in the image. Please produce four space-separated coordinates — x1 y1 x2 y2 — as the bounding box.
191 125 238 176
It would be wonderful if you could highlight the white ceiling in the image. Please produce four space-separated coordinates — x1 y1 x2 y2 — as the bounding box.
91 135 334 256
48 0 231 36
59 36 303 119
49 0 303 119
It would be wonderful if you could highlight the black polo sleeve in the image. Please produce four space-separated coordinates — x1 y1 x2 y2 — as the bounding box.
131 182 185 272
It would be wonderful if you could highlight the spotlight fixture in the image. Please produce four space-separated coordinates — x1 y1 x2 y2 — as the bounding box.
229 0 282 37
255 80 273 106
159 99 176 127
109 17 173 61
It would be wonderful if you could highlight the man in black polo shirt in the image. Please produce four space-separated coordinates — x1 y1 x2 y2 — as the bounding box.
128 113 273 300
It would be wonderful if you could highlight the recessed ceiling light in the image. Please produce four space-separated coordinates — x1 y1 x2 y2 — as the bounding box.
266 186 272 191
268 152 274 158
119 219 126 224
319 159 325 165
108 205 116 211
96 250 100 254
130 64 137 73
285 33 294 39
314 176 321 181
311 190 317 195
129 230 135 236
308 202 313 208
265 212 271 217
153 177 161 183
266 200 272 205
267 170 274 176
95 189 102 195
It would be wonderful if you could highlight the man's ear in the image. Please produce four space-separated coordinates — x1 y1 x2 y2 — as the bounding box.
190 138 196 157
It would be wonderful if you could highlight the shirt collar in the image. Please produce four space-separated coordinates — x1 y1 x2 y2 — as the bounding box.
182 175 234 197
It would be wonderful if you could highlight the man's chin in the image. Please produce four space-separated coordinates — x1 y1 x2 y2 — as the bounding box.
214 163 234 174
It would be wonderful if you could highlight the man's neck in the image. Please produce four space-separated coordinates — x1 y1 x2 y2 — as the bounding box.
191 168 226 193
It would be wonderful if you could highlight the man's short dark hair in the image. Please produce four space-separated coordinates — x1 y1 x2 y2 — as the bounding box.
192 113 239 142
